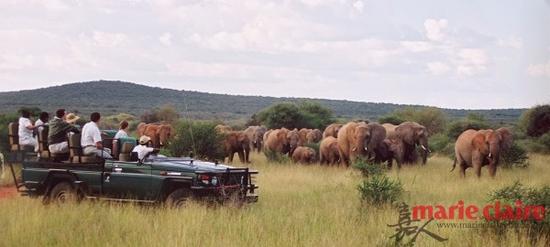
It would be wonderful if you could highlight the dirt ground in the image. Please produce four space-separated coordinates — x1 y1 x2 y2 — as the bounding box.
0 186 17 200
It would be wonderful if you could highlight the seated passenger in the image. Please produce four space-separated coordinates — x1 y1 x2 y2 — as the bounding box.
132 136 155 160
34 111 50 152
48 109 80 154
81 112 113 159
114 120 129 139
18 109 37 150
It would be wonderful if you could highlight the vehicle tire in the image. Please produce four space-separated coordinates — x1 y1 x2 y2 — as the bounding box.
165 188 191 208
49 182 79 204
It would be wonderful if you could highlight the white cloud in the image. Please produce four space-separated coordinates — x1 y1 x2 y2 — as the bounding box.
353 1 365 13
159 32 172 46
497 37 523 49
527 60 550 78
424 18 448 42
400 41 432 52
455 48 488 76
92 31 127 47
426 62 450 75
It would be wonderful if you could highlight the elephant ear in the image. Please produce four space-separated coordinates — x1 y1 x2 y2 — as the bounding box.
471 132 488 153
497 127 513 150
396 125 415 145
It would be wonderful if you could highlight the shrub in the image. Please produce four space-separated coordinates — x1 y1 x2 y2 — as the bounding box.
484 182 550 243
263 149 290 163
353 159 385 177
500 142 529 168
428 133 451 153
140 104 180 124
519 104 550 137
378 107 447 135
167 120 225 161
358 175 403 206
255 101 333 129
446 118 491 140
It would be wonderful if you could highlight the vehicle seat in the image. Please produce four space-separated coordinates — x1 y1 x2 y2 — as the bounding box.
8 122 20 152
38 127 67 161
119 142 137 161
68 133 97 163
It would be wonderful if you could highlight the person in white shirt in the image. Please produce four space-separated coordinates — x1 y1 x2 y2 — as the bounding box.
18 110 37 149
114 120 129 139
132 136 155 160
81 112 112 159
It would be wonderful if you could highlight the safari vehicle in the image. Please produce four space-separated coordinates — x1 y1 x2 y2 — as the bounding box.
5 123 258 206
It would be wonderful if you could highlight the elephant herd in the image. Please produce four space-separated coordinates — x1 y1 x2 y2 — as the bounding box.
138 121 514 178
217 121 431 168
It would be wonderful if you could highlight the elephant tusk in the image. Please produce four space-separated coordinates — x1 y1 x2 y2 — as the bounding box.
364 147 368 151
352 147 357 152
488 153 492 158
420 145 427 151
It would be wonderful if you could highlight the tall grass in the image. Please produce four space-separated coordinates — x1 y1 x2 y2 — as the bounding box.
0 153 548 246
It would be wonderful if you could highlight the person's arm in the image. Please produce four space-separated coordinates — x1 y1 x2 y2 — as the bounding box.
24 119 35 130
93 127 103 149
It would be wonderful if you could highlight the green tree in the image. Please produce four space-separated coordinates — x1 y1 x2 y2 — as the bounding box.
518 104 550 137
168 120 225 161
255 101 333 129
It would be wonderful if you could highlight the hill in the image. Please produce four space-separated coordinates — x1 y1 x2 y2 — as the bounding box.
0 80 524 123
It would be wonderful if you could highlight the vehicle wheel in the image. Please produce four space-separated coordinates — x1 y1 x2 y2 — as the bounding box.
49 182 79 204
165 188 191 208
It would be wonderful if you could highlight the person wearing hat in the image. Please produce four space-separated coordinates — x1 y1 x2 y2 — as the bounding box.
48 109 80 154
132 136 155 160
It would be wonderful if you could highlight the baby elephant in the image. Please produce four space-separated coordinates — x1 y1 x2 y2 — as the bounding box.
292 146 317 164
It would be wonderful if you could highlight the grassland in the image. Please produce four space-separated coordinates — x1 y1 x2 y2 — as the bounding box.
0 153 548 247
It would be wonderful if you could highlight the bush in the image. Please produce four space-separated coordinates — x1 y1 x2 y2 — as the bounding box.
140 104 180 124
446 118 491 140
353 159 385 177
167 120 225 161
255 101 333 129
519 104 550 137
263 149 290 163
500 142 529 168
358 175 403 206
378 107 447 135
428 133 451 153
484 182 550 243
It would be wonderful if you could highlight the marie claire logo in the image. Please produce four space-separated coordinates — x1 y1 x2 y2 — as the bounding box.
387 202 448 244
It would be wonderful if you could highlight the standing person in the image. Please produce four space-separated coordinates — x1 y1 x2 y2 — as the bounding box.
114 120 129 139
34 112 50 152
81 112 112 159
48 109 80 154
18 109 37 149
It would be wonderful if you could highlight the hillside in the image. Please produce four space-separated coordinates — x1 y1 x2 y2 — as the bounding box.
0 80 524 123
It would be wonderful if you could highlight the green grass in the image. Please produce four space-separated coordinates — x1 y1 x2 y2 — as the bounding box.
0 153 548 246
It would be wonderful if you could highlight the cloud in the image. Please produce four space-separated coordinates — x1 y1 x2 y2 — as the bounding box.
92 31 127 47
159 32 172 46
424 18 448 42
527 60 550 78
426 62 450 75
353 1 365 13
400 41 432 52
455 48 488 76
497 37 523 49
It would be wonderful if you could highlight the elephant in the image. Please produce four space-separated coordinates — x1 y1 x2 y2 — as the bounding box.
452 128 513 177
323 123 343 138
306 129 323 143
319 136 340 165
292 146 317 164
337 122 385 166
377 138 404 169
264 128 297 156
382 123 398 140
243 126 267 152
298 128 311 146
394 122 430 165
137 123 173 148
223 131 250 163
215 124 233 134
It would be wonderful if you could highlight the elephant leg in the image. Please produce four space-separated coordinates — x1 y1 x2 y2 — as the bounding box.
228 152 234 163
238 150 245 163
460 165 466 178
387 159 393 169
488 163 497 177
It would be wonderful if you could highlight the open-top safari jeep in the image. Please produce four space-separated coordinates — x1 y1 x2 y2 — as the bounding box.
5 122 258 206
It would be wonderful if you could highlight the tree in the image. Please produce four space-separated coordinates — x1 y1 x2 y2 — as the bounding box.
140 104 180 124
519 105 550 137
378 107 447 135
168 120 225 161
255 101 333 129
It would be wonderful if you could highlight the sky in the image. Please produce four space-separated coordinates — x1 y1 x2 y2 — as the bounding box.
0 0 549 109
